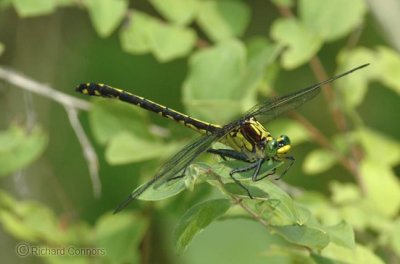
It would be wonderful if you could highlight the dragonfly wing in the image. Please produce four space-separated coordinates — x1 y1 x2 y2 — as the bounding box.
114 132 222 213
244 64 369 123
245 83 321 123
153 134 220 186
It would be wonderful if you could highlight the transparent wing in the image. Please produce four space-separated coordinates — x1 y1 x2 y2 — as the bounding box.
244 64 369 123
114 132 222 213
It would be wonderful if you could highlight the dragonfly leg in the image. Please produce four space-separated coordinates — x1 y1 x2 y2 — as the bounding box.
229 171 254 199
208 148 251 162
253 168 276 182
229 159 264 199
275 156 295 180
250 158 265 182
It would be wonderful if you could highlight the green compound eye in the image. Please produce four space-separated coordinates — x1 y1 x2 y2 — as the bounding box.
278 135 291 147
277 135 291 155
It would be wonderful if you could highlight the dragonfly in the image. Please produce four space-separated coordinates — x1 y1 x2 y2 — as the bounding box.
76 63 368 213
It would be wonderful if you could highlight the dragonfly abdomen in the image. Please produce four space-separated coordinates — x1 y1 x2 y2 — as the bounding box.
76 83 221 134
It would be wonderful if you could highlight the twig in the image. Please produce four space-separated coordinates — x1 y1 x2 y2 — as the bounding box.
0 67 90 111
65 106 101 198
345 24 364 50
0 66 101 197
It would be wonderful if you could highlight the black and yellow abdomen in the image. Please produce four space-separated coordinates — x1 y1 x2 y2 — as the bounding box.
76 83 278 159
76 83 221 134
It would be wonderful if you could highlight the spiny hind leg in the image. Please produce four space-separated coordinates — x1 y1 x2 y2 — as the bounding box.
253 168 276 182
229 170 254 199
229 159 265 199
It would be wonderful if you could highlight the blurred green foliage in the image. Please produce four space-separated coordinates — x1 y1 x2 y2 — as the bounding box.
0 0 399 264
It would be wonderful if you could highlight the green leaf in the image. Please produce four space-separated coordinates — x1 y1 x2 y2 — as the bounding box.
0 199 68 244
336 49 374 107
0 210 38 241
0 190 16 210
86 0 128 38
183 38 281 123
322 221 355 249
196 0 250 42
136 178 187 201
105 132 165 164
338 47 400 106
13 0 56 17
95 212 147 263
89 99 151 145
322 243 385 264
0 125 47 176
331 134 351 155
299 0 366 41
149 0 198 25
216 159 284 182
208 160 308 225
388 219 400 257
330 182 361 204
241 37 282 109
0 0 12 8
339 206 371 231
296 192 352 229
271 18 322 69
271 0 294 7
119 11 153 54
174 199 231 253
222 183 269 199
56 0 76 7
361 159 400 217
0 42 4 56
272 224 330 250
183 40 246 124
146 21 196 62
357 127 400 167
303 149 338 175
311 253 348 264
368 0 400 53
374 46 400 94
136 163 206 201
263 246 316 264
120 10 196 62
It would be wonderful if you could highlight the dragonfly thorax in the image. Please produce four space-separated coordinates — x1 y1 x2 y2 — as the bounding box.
223 117 291 160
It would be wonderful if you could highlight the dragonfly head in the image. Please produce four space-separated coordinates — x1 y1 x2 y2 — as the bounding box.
276 135 291 156
266 135 291 157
